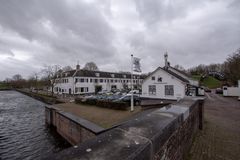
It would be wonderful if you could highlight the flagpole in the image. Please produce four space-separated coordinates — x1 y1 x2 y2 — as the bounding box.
131 54 134 112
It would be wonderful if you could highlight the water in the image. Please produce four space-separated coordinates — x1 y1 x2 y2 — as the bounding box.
0 91 70 160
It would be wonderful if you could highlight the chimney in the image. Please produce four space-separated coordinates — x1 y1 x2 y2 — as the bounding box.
164 52 168 69
76 61 80 70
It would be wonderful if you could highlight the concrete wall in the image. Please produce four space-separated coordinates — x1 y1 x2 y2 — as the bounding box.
45 106 105 145
142 68 186 100
44 97 204 160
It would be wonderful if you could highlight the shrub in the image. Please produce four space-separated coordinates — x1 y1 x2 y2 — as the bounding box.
75 97 97 105
96 100 129 110
75 98 129 110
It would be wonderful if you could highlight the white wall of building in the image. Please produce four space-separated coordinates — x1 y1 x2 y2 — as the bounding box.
54 76 142 95
223 86 240 97
141 68 186 100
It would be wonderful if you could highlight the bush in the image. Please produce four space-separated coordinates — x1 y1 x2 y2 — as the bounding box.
75 97 97 105
97 100 129 110
75 98 129 110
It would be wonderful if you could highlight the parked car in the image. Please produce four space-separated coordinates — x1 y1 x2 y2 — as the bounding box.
128 90 140 94
113 95 141 106
215 88 223 94
204 87 211 92
106 94 122 101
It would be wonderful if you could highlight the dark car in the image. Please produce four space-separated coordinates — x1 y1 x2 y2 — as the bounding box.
215 88 223 94
114 95 141 106
203 87 211 92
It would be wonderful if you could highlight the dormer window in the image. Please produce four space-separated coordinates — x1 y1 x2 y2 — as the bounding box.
123 75 126 78
111 74 115 78
95 73 100 77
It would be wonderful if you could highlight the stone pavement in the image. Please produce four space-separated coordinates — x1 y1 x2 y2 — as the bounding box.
187 92 240 160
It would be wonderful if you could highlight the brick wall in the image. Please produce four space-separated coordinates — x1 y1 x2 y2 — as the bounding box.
45 106 104 146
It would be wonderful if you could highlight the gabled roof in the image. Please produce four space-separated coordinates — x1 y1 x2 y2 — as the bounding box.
169 66 190 78
163 68 189 83
143 67 190 83
57 69 145 79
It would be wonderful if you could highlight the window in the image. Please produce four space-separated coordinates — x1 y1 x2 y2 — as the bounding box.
149 85 156 95
111 85 117 89
85 79 88 83
111 79 114 83
158 77 162 82
165 85 174 96
115 79 118 83
100 79 103 83
80 87 84 92
80 78 84 82
90 78 92 83
152 76 155 80
94 79 98 83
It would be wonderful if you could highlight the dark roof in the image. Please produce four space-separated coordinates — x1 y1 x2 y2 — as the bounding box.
143 67 189 83
58 69 145 79
162 67 189 83
169 66 190 78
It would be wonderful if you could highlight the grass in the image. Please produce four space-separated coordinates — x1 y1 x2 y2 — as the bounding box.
0 83 11 90
54 103 141 128
192 75 222 89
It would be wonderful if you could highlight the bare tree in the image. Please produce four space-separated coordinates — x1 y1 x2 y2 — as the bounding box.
174 65 185 71
83 62 99 71
12 74 23 81
42 65 61 96
62 66 73 72
224 48 240 85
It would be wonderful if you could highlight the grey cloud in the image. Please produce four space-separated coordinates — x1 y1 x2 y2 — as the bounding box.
0 0 115 59
0 0 239 80
134 0 208 25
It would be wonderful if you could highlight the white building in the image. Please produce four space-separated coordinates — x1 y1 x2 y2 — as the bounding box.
141 53 199 100
223 80 240 97
53 64 144 95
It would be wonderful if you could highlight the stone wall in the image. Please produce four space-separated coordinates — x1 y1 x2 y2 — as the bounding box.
45 106 105 145
44 97 204 160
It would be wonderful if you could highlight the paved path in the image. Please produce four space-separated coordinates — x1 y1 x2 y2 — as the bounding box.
187 92 240 160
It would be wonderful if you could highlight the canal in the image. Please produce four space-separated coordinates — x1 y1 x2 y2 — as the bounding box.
0 91 70 160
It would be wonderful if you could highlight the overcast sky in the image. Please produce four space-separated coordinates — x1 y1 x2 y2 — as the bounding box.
0 0 239 80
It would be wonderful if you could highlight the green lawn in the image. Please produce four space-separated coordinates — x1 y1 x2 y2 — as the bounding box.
0 83 10 89
192 75 222 89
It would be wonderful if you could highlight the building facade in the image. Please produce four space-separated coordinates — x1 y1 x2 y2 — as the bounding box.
53 65 144 95
141 54 199 100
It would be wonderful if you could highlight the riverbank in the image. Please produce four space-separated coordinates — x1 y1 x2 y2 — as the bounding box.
16 89 64 105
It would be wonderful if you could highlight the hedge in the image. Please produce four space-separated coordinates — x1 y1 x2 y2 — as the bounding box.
75 98 129 110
